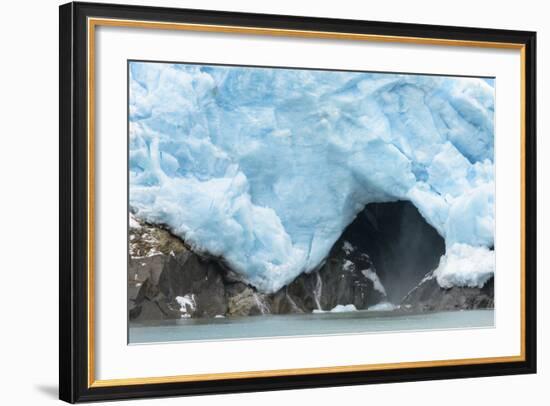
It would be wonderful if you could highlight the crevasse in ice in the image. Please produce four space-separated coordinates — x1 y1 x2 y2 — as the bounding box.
129 61 495 293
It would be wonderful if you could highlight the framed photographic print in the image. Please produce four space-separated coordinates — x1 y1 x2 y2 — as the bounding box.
59 1 537 403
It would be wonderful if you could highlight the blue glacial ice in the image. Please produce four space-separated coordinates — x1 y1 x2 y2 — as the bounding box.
129 61 495 292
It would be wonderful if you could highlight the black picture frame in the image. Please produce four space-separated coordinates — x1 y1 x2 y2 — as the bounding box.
59 1 537 403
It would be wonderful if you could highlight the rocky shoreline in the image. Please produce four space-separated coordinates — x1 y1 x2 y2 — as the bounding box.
129 202 494 322
129 223 386 321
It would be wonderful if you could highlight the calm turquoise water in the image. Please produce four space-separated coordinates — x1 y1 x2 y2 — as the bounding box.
129 309 494 344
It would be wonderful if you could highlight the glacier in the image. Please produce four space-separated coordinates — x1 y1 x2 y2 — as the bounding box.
129 61 495 293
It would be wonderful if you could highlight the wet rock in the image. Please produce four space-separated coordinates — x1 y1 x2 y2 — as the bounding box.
400 274 494 312
226 283 270 316
284 271 322 312
269 288 304 314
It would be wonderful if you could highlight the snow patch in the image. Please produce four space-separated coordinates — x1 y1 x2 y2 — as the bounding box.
342 241 355 255
434 243 494 288
361 269 387 296
175 294 196 318
129 213 141 229
342 260 355 272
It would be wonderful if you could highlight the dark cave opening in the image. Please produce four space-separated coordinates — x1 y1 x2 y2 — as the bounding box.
340 201 446 303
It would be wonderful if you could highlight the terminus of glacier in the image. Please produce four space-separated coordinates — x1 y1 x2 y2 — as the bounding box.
129 62 495 293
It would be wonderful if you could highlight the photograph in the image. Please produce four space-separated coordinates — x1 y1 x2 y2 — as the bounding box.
0 0 543 404
127 61 496 344
55 1 537 402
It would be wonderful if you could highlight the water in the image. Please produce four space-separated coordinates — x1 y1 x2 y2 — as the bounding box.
129 309 494 344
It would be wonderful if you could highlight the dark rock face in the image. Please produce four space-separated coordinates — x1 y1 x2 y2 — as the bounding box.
159 252 228 317
128 219 228 320
129 277 182 321
128 219 189 321
128 256 168 320
277 237 386 314
401 274 494 312
129 216 387 320
130 250 229 321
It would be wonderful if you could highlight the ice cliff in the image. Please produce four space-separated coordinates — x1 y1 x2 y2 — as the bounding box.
129 61 495 293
